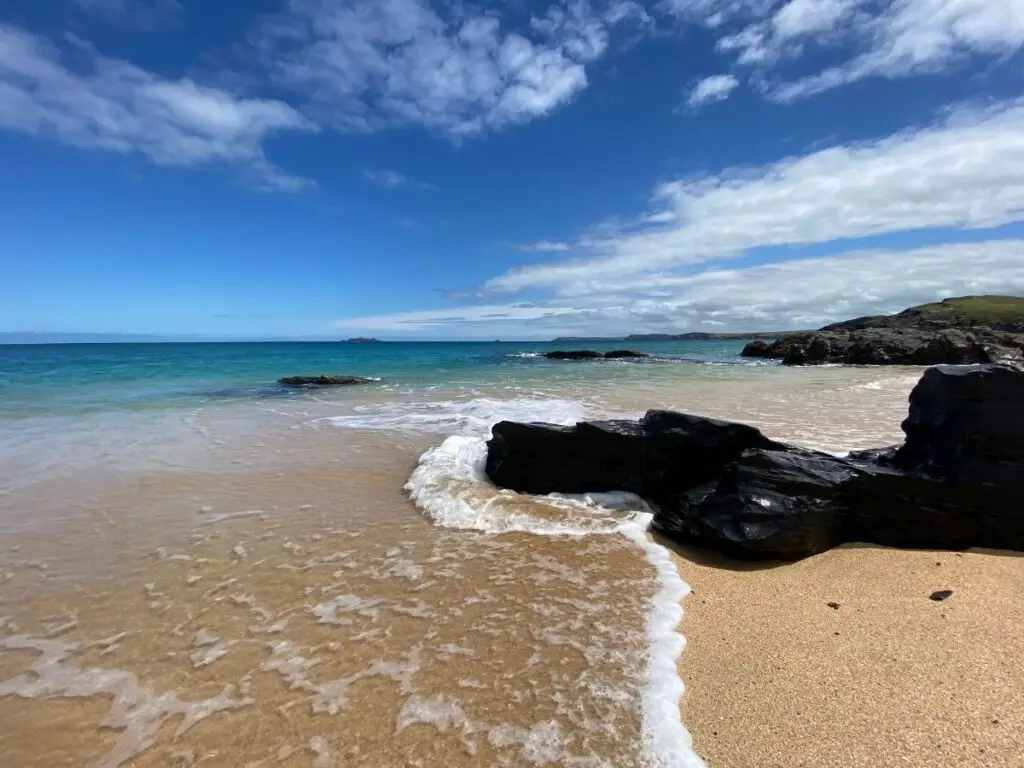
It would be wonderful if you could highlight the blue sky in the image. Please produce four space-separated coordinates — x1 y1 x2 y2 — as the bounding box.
1 0 1024 340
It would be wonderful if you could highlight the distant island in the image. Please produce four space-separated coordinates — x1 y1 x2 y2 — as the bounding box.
343 337 381 343
551 331 804 343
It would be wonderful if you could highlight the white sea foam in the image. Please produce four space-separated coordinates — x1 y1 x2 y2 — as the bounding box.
397 394 705 767
395 694 470 734
325 396 587 437
0 635 248 768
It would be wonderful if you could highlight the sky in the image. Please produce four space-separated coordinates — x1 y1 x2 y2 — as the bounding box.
2 0 1024 340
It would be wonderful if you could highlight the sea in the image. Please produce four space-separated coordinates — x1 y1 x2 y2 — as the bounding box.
0 341 923 767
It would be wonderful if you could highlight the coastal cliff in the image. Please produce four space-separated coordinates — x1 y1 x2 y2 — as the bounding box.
742 295 1024 366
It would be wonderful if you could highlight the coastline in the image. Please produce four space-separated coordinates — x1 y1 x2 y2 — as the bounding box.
3 348 988 766
671 543 1024 768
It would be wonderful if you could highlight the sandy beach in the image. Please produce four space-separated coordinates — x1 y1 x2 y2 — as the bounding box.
673 543 1024 768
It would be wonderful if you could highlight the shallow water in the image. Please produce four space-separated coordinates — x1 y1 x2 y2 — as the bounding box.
0 342 921 766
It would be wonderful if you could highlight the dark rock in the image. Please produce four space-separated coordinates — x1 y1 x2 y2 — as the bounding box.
485 411 781 498
893 364 1024 487
485 419 647 495
641 411 784 498
846 446 898 465
278 375 375 387
752 326 1024 367
929 590 953 601
485 363 1024 561
740 340 771 358
604 349 650 359
652 449 856 560
543 349 651 360
827 602 840 610
544 350 604 360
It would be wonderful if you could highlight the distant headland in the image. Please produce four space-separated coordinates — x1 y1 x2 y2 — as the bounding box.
741 295 1024 366
343 337 382 343
551 331 805 343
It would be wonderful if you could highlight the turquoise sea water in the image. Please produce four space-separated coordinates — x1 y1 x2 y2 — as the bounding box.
0 340 753 420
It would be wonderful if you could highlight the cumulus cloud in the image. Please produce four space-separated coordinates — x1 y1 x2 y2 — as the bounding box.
72 0 185 30
0 24 317 190
362 168 435 190
484 99 1024 293
336 239 1024 336
686 74 740 107
254 0 645 137
670 0 1024 99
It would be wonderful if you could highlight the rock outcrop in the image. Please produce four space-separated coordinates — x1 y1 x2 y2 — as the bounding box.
741 295 1024 366
604 350 650 359
485 364 1024 560
278 375 375 387
544 350 650 360
741 328 1024 367
545 350 604 360
486 412 782 496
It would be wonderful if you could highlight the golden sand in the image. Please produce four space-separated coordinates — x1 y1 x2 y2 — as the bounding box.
673 543 1024 768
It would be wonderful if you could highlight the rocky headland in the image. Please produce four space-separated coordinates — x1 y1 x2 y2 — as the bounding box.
742 295 1024 366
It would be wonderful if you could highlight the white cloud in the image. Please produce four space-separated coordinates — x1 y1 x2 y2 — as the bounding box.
363 168 435 190
336 303 583 332
518 240 573 252
336 239 1024 335
0 24 316 190
683 0 1024 100
772 0 1024 101
73 0 184 30
484 100 1024 293
686 74 740 106
255 0 642 137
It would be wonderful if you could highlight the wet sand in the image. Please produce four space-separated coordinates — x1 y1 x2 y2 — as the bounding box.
6 363 1010 767
673 543 1024 768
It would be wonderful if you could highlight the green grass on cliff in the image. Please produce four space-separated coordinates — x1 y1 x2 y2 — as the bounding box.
898 295 1024 326
824 295 1024 332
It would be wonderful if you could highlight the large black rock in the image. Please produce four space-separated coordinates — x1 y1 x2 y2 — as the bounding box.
485 410 781 497
892 364 1024 487
484 364 1024 560
485 419 647 495
653 449 855 559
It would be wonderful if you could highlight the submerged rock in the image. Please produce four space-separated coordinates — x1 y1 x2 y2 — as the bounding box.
544 350 604 360
604 350 650 359
543 350 650 360
485 363 1024 561
278 375 375 387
